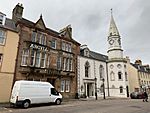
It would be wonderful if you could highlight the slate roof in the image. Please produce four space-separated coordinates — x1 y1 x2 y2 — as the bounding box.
131 63 150 73
4 18 17 31
0 18 17 32
80 49 108 62
17 18 80 45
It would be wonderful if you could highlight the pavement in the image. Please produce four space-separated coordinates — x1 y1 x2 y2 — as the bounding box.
0 103 11 113
0 97 130 112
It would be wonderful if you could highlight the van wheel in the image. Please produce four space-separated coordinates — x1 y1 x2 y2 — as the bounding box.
23 100 30 108
55 99 61 105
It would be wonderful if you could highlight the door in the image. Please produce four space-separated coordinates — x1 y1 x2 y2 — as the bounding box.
49 88 59 103
87 84 90 97
126 86 129 97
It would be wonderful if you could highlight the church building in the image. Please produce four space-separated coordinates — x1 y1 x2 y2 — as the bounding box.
78 10 130 98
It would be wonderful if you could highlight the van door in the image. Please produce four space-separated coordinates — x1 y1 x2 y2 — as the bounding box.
49 88 59 102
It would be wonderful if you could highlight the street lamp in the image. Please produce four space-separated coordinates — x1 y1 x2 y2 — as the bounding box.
95 77 97 100
102 78 106 99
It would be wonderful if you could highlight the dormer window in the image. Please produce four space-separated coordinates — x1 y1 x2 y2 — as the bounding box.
62 41 72 52
0 13 6 25
84 48 89 57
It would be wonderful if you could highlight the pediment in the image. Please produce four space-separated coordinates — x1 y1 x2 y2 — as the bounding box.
59 25 72 39
35 15 46 30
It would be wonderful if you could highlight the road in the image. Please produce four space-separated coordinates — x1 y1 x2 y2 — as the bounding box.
1 98 150 113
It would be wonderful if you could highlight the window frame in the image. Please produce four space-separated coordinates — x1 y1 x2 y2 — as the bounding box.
110 71 115 81
57 56 61 70
118 71 122 80
119 86 123 93
65 80 70 92
68 43 72 52
21 49 29 66
0 15 3 25
60 80 65 92
85 61 90 77
0 30 6 45
99 65 104 79
30 49 36 66
62 42 65 51
41 52 46 68
40 34 46 45
51 39 56 49
69 59 73 71
35 50 41 67
31 31 46 45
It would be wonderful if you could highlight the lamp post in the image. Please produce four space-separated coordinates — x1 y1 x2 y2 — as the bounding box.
102 78 106 99
95 77 97 100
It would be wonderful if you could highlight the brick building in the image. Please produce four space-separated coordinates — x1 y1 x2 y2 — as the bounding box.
13 4 80 99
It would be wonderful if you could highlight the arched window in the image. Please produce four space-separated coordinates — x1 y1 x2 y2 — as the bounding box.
85 61 90 77
118 72 122 80
99 65 104 79
110 71 115 81
119 86 123 93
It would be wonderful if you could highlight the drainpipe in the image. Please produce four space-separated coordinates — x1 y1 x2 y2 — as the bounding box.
13 25 22 86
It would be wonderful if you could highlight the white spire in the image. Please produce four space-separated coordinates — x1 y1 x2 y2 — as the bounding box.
108 9 120 37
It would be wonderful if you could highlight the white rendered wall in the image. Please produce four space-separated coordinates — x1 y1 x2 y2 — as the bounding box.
107 62 129 97
108 50 123 59
77 56 108 98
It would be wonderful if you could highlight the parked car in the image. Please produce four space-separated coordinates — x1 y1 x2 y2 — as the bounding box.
130 92 144 99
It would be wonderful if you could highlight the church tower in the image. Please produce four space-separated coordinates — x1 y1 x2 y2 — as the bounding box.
107 9 129 97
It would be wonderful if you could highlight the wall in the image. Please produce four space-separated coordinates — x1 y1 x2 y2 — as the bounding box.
127 61 139 93
0 30 19 102
77 56 107 97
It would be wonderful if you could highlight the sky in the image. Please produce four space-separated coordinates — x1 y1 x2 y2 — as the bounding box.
0 0 150 65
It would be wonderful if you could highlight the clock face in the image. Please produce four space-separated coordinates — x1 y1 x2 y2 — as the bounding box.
109 39 114 45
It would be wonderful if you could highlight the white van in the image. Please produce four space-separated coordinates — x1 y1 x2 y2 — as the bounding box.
10 80 62 108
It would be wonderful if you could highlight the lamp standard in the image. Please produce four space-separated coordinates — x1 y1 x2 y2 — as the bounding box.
102 78 106 99
95 77 97 100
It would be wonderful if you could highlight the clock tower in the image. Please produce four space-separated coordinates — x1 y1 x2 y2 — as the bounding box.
107 9 129 97
108 9 123 59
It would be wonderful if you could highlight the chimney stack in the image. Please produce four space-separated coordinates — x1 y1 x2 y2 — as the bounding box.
135 59 142 65
12 3 24 23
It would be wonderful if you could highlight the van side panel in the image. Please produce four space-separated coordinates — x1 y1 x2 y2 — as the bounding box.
19 84 50 104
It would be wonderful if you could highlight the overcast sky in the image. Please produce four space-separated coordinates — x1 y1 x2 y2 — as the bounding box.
0 0 150 65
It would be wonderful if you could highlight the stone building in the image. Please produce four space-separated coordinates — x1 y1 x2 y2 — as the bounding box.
127 58 150 93
0 12 19 102
12 4 80 99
